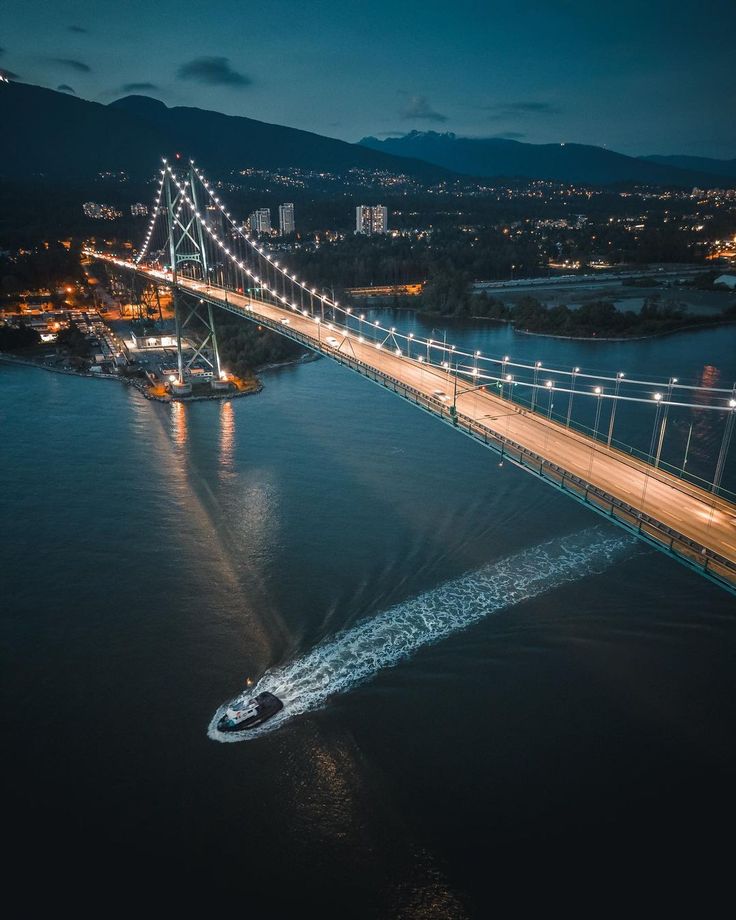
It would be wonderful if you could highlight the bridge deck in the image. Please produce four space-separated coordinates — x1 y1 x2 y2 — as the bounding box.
100 258 736 592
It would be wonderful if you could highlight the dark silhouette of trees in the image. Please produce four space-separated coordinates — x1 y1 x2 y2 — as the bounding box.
0 322 41 350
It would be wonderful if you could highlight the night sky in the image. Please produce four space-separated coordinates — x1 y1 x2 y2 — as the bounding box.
2 0 734 158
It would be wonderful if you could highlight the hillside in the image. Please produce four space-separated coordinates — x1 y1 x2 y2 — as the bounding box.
360 131 735 188
0 81 449 181
642 154 736 179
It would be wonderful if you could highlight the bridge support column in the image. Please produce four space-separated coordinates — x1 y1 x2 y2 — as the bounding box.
207 302 222 379
173 289 185 385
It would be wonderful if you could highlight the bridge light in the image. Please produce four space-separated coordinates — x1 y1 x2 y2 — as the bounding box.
729 399 736 408
654 392 663 401
169 375 176 382
594 386 602 394
546 380 553 388
506 374 513 382
617 372 625 379
536 361 542 368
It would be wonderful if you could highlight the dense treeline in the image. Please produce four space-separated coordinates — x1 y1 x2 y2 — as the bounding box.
0 243 84 295
0 322 41 350
216 313 304 377
417 286 736 337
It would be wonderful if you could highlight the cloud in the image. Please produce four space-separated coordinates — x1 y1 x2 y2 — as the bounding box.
0 68 20 80
53 58 91 73
0 47 4 55
400 95 448 123
177 56 251 87
57 84 76 94
121 81 159 92
68 25 87 34
485 101 559 121
491 131 526 140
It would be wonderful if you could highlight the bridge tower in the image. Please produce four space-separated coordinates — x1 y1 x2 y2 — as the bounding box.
162 163 223 394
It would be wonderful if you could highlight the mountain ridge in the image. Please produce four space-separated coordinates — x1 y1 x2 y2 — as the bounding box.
359 130 735 188
0 82 451 181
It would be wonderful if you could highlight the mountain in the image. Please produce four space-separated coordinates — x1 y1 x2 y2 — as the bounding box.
359 131 735 188
0 81 450 181
641 154 736 179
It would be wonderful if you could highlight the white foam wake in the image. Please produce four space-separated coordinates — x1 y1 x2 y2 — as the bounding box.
208 528 631 742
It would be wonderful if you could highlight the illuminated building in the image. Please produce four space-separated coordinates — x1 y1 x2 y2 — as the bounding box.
279 203 295 236
355 205 388 235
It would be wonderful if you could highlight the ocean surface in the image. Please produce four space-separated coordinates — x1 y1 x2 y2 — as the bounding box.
2 318 735 913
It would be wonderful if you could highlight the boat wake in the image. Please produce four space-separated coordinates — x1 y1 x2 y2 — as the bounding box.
208 527 631 742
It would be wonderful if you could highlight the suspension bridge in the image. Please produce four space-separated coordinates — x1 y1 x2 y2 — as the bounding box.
86 159 736 596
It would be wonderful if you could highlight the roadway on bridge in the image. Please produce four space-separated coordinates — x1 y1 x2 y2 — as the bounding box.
170 275 736 569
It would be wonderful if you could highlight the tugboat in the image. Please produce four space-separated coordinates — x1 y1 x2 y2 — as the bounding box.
217 691 284 733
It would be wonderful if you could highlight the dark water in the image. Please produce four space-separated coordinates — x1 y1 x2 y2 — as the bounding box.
2 321 736 913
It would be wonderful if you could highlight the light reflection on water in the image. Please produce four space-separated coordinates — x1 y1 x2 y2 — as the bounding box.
219 399 235 472
171 398 188 448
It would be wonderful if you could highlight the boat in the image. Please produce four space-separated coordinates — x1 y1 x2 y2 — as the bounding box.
217 691 284 733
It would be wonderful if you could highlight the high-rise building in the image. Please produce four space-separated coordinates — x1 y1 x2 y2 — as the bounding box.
278 203 295 236
130 202 149 216
249 208 271 235
355 205 388 235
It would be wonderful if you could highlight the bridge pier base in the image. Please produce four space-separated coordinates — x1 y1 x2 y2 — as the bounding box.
170 381 192 397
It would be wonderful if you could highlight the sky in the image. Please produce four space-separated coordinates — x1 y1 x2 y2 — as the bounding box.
1 0 734 158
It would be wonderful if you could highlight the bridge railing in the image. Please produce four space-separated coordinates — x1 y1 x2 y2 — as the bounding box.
214 295 736 594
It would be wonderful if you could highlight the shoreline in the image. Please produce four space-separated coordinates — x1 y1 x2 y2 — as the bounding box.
0 347 318 400
384 309 736 342
514 316 736 342
0 352 263 402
